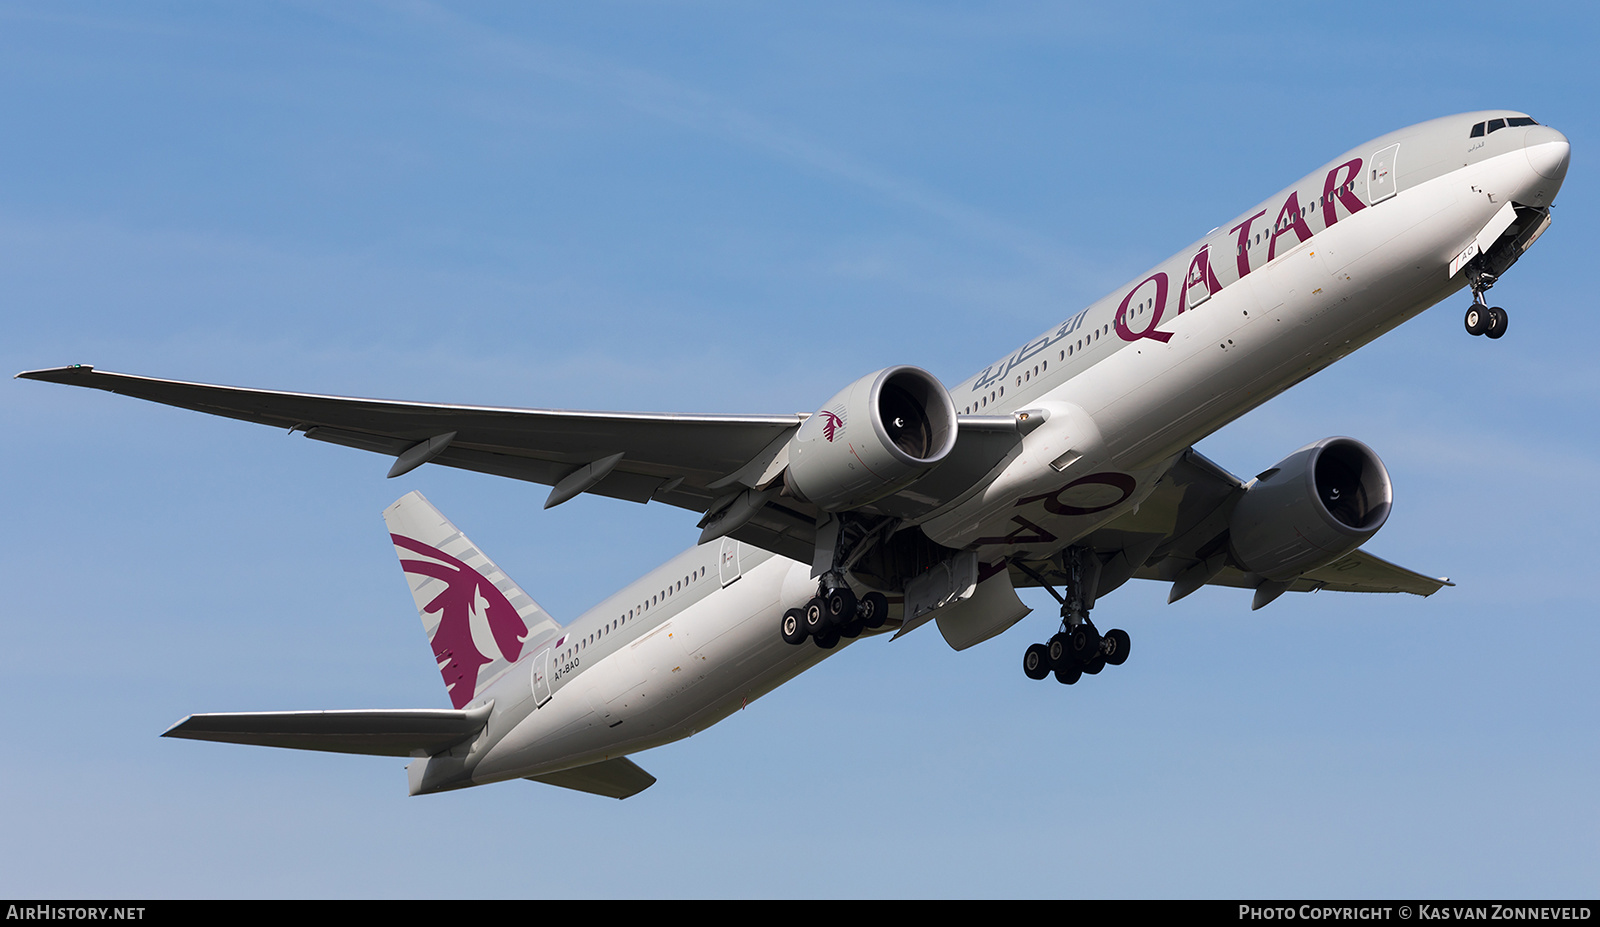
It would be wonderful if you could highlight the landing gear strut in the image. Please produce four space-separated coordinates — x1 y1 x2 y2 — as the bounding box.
778 513 896 649
1463 271 1508 340
1013 548 1132 687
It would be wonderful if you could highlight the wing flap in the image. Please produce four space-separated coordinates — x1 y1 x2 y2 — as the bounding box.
161 706 492 758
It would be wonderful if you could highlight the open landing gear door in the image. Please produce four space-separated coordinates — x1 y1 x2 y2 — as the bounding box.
931 561 1033 652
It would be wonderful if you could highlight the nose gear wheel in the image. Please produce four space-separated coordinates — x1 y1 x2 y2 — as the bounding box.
1463 271 1509 339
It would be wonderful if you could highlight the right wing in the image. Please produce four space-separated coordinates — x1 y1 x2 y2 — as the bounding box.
19 365 1027 565
18 364 801 512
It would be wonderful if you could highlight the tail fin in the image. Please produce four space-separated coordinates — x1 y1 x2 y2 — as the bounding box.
384 491 560 708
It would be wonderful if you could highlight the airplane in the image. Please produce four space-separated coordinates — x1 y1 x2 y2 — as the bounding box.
18 110 1569 799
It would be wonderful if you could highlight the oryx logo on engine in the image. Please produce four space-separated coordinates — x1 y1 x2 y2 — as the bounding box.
821 410 844 442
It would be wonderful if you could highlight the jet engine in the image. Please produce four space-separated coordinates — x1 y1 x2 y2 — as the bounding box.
1228 437 1393 581
784 365 958 511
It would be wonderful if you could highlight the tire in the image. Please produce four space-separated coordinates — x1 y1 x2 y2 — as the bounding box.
858 592 889 630
1047 633 1067 666
1054 663 1082 685
1024 643 1051 680
1486 306 1508 339
1465 305 1489 336
781 608 807 645
1103 628 1131 666
813 628 841 650
802 597 829 636
1070 626 1102 665
839 616 865 639
1081 655 1106 675
824 587 857 622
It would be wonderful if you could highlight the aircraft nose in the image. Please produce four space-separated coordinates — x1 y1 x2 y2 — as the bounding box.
1524 125 1570 182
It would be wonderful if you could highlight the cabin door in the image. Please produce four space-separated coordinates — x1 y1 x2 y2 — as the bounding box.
532 647 552 706
719 538 742 586
1368 144 1400 204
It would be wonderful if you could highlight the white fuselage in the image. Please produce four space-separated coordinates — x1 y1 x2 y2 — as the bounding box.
417 111 1569 792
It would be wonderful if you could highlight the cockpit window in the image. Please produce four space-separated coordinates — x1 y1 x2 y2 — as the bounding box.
1472 116 1540 138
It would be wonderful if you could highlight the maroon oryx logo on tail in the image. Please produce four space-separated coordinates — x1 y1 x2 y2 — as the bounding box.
821 410 844 442
392 534 527 708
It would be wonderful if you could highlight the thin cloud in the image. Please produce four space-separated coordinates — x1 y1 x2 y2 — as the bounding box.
382 1 1073 267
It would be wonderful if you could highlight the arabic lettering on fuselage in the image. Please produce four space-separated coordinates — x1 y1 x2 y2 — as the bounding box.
971 307 1091 393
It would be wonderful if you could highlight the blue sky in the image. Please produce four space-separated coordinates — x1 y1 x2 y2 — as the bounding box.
4 1 1596 898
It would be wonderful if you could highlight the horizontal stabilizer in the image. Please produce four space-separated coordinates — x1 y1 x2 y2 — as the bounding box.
162 705 492 757
526 757 657 799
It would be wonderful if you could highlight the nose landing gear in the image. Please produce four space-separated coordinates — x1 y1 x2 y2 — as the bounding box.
1464 272 1508 340
1464 303 1508 339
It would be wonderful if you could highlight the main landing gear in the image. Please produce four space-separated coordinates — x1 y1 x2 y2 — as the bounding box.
1022 625 1130 684
1014 549 1131 687
781 513 894 649
1463 271 1508 340
780 585 889 650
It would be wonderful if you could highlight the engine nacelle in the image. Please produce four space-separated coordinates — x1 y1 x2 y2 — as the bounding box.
785 366 958 512
1228 437 1393 581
